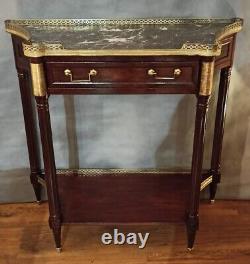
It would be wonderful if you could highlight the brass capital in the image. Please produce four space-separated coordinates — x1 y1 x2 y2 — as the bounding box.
199 60 215 96
30 63 46 96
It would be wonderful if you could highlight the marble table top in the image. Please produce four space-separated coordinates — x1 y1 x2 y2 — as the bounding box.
5 18 243 57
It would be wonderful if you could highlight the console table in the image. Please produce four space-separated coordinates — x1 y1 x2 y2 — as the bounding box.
5 18 243 251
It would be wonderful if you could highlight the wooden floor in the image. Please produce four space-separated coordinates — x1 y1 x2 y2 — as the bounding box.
0 200 250 264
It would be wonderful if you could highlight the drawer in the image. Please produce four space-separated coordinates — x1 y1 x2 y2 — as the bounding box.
45 59 199 94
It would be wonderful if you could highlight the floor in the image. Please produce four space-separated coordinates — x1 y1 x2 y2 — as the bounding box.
0 200 250 264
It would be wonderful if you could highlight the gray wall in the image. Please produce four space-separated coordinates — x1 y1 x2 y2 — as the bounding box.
0 0 249 202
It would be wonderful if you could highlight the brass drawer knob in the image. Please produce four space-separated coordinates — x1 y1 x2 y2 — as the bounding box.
148 68 182 80
64 68 97 83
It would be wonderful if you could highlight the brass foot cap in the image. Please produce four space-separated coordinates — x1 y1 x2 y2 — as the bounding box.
56 247 62 253
36 200 42 205
187 247 193 252
210 199 215 204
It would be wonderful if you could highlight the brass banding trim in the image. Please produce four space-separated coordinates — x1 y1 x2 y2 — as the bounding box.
37 175 46 187
30 63 46 96
5 22 31 41
22 43 221 58
199 60 215 96
221 41 231 46
200 175 213 191
217 20 243 41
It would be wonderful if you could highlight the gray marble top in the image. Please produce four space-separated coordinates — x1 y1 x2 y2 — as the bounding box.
5 18 243 57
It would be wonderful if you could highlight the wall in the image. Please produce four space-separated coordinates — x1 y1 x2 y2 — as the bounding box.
0 0 249 202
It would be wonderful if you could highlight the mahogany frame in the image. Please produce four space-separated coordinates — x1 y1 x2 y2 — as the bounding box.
10 32 236 251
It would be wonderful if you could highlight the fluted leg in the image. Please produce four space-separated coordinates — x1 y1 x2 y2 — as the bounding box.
186 214 199 250
17 70 42 202
187 95 210 250
35 96 61 251
49 215 62 251
210 67 232 202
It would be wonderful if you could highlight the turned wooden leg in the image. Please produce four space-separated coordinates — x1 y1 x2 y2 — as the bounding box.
49 215 62 251
186 214 199 250
210 67 232 202
35 95 62 251
187 95 210 250
30 61 61 251
187 59 214 250
17 69 42 202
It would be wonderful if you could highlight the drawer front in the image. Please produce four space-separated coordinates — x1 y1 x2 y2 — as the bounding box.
45 60 199 94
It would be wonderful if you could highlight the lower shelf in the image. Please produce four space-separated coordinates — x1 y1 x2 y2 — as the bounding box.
38 169 212 223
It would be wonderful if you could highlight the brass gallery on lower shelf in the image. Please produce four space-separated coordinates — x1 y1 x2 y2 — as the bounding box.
37 169 213 192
